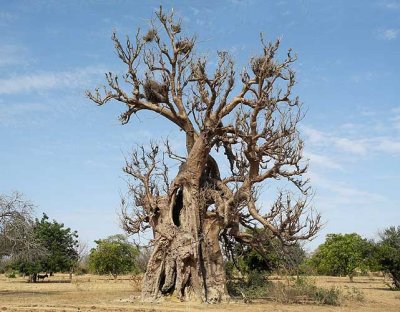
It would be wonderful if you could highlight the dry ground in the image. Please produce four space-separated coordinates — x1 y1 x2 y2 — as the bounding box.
0 274 399 312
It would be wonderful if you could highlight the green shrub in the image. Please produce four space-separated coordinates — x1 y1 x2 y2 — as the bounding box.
74 265 88 275
227 274 352 306
309 284 341 305
274 277 342 305
343 286 365 301
5 271 17 278
227 270 269 298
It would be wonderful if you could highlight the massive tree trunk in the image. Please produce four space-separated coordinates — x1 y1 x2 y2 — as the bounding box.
141 137 228 303
141 185 228 302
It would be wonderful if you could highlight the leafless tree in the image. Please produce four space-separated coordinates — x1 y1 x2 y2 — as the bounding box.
87 7 321 303
70 239 89 278
0 192 46 262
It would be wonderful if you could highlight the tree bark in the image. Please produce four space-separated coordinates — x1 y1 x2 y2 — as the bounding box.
141 179 228 302
29 273 37 283
390 271 400 289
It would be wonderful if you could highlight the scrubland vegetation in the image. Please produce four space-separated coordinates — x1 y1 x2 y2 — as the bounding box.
2 191 400 311
1 273 400 312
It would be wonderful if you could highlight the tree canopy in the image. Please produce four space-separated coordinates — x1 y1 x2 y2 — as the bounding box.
309 233 373 281
15 213 79 281
375 226 400 289
35 213 79 273
88 235 140 279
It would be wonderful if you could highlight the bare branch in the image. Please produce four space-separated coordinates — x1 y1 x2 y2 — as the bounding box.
0 192 47 261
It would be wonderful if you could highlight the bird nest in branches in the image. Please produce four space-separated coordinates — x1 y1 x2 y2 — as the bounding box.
143 79 169 103
175 39 193 54
251 56 277 78
143 29 157 43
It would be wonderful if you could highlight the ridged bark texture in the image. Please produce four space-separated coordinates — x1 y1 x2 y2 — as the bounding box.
141 186 228 302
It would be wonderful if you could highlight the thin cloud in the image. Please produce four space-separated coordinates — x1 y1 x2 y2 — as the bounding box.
380 1 400 10
374 137 400 154
228 0 255 5
391 107 400 130
302 124 400 157
0 102 50 127
84 160 110 169
0 11 16 23
376 28 399 40
333 137 367 156
302 126 326 145
309 172 389 206
350 71 374 83
0 44 27 67
0 66 106 95
305 152 344 171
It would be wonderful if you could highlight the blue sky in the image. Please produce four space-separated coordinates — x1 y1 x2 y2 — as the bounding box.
1 0 399 250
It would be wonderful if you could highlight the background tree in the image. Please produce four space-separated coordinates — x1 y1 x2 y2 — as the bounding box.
88 235 140 279
225 228 306 276
375 226 400 289
87 7 321 302
0 192 46 263
72 240 90 275
15 213 79 282
135 246 152 273
309 233 372 282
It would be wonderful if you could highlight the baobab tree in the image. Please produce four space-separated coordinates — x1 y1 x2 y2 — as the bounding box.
87 7 321 303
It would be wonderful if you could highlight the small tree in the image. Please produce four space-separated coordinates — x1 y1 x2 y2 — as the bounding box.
0 192 45 262
376 226 400 289
72 240 89 275
88 235 139 279
35 214 79 274
309 233 372 282
135 246 152 273
16 213 79 282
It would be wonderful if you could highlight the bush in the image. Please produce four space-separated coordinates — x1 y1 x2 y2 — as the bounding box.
5 270 17 278
73 265 88 275
269 277 342 305
267 280 338 305
227 270 270 299
227 273 344 305
342 286 365 301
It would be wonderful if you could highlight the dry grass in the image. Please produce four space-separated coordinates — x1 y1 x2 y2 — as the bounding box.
0 274 399 311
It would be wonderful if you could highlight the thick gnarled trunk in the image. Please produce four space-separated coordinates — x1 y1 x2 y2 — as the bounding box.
141 184 228 303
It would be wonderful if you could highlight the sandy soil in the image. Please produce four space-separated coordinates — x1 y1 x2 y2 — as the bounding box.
0 274 399 311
